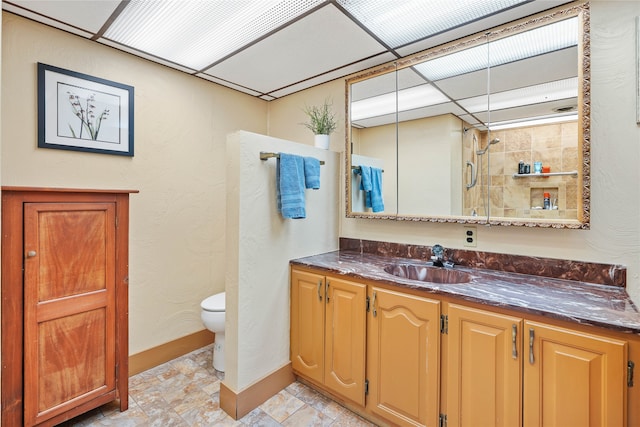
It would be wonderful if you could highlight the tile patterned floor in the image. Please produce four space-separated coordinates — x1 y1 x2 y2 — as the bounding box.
60 345 376 426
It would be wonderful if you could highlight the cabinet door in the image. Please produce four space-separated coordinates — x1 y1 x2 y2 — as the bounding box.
324 277 366 405
447 304 522 427
23 203 117 426
290 269 325 384
524 320 627 427
368 287 441 427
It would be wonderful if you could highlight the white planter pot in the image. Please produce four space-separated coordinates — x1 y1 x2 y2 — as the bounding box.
314 134 330 150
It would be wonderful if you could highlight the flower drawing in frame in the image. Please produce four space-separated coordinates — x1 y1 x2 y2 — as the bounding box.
38 63 134 156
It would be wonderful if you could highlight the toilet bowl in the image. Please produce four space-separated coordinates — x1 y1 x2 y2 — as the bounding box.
201 292 225 372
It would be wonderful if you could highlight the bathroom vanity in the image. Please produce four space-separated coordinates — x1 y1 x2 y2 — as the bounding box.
290 241 640 427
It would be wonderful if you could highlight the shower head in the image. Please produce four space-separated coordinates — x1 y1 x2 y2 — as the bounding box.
476 138 500 155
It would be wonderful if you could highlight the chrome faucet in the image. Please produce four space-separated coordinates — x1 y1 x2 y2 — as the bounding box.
431 244 455 268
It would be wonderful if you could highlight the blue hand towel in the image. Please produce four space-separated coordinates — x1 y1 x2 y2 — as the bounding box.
277 153 306 219
359 165 372 192
358 166 373 208
303 157 321 190
369 167 384 213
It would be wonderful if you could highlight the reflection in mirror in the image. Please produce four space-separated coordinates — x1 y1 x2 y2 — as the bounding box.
482 17 580 222
350 64 397 216
396 39 488 218
346 3 589 228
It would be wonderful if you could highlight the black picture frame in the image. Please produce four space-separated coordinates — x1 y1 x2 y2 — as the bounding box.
37 63 134 156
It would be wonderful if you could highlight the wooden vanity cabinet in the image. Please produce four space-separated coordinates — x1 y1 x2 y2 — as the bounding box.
523 320 627 427
291 266 635 427
367 286 441 427
290 268 367 405
446 304 523 427
446 304 629 427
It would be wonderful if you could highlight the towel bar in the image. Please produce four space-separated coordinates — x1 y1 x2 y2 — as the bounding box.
260 151 325 165
352 165 384 173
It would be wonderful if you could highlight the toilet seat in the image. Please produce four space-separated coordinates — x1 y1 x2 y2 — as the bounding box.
201 292 225 312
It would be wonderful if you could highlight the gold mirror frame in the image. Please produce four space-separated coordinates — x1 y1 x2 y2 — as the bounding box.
345 2 590 229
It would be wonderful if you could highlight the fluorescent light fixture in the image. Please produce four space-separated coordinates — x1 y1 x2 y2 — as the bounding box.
458 77 578 113
414 17 578 81
489 113 578 130
351 84 449 121
337 0 526 48
104 0 322 70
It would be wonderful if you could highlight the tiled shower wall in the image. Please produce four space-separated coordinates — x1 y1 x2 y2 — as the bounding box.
464 120 579 219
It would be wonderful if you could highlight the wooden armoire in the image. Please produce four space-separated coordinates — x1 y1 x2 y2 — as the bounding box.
1 187 136 426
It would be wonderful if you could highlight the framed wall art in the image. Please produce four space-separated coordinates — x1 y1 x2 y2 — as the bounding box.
37 63 134 156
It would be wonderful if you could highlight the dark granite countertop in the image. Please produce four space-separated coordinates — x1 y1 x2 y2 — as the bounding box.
291 250 640 335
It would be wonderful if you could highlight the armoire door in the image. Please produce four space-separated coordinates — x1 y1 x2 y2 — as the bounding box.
23 202 117 426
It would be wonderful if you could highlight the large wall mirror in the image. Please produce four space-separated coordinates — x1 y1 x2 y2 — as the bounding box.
346 2 590 229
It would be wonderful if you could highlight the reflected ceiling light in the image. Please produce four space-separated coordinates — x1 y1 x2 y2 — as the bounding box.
458 77 578 113
351 84 449 121
415 16 578 81
337 0 526 48
489 113 578 130
104 0 323 70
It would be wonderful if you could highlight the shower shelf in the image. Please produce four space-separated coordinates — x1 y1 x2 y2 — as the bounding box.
512 170 578 179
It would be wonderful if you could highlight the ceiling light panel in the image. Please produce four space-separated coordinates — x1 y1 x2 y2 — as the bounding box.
414 16 577 82
103 0 323 70
337 0 526 48
459 77 578 113
351 84 450 121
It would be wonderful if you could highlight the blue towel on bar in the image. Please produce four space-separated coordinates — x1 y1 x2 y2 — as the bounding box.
277 153 306 219
304 157 321 190
359 165 372 194
369 167 384 212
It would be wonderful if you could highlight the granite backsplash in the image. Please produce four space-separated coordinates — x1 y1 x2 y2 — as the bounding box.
339 238 626 288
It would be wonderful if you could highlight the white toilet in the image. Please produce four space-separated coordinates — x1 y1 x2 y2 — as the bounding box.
200 291 226 372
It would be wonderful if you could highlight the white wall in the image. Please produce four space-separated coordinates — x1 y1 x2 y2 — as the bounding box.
268 1 640 306
225 131 339 391
398 114 463 216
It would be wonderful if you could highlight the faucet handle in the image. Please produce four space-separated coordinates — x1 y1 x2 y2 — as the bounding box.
432 244 444 259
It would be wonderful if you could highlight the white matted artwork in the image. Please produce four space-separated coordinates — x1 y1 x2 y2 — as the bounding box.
37 63 134 156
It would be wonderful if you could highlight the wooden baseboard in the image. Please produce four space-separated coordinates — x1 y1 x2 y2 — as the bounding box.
220 363 295 420
128 329 215 376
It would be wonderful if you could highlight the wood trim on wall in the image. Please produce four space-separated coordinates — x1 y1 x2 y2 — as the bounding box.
220 363 295 420
128 329 215 376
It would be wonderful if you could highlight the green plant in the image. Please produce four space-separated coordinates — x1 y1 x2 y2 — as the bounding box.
302 99 337 135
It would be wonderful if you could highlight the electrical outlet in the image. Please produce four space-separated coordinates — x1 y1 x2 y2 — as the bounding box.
464 226 477 247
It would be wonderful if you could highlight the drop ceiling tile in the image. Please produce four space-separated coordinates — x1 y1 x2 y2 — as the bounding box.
201 4 388 94
4 0 120 34
268 51 396 98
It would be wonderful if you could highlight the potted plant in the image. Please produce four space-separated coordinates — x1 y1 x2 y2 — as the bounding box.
302 99 337 149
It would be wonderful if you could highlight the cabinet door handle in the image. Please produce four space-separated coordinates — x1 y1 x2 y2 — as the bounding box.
529 328 535 364
317 280 322 301
372 291 377 317
326 281 330 302
26 250 37 258
512 324 518 359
